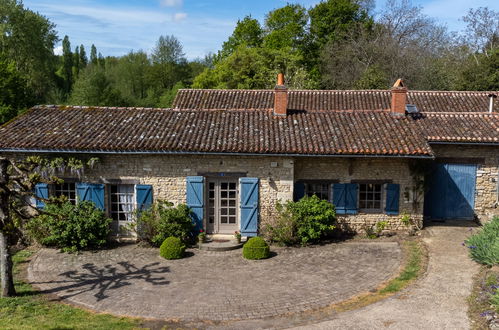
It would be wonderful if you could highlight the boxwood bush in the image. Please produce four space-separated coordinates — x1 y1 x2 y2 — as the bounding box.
465 217 499 266
243 237 270 260
27 200 111 253
265 195 336 245
159 237 186 260
136 200 194 246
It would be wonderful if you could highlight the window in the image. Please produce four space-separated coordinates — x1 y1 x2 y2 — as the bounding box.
359 183 382 211
109 185 135 222
53 183 77 204
305 182 331 201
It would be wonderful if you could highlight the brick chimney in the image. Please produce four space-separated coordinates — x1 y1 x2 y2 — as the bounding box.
274 73 288 116
391 78 407 115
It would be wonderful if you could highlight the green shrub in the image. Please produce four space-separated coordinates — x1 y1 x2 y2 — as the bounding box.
27 200 111 253
266 195 336 245
243 237 270 260
465 217 499 266
136 200 194 247
159 237 185 260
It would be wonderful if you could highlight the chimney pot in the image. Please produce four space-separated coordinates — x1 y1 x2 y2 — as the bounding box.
391 78 407 115
274 73 288 116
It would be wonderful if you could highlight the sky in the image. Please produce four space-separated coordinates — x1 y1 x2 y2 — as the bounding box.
22 0 499 60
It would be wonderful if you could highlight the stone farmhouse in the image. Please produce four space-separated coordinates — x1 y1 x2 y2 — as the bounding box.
0 75 497 237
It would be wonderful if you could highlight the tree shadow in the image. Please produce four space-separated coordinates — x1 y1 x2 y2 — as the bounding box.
31 261 170 301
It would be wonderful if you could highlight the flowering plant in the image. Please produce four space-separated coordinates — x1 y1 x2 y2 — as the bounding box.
198 229 206 242
234 231 241 241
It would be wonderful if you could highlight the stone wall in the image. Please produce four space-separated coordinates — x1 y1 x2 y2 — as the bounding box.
431 145 499 223
64 154 295 232
294 157 423 232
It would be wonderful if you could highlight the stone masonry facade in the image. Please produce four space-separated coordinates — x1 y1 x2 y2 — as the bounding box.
5 145 498 236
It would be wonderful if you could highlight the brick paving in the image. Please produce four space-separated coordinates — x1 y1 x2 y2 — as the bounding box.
28 242 401 321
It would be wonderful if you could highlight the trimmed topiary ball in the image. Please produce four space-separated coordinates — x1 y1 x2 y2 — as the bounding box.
243 237 270 260
159 236 186 260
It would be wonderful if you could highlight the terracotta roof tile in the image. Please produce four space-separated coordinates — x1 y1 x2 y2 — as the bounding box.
173 89 499 113
0 106 433 156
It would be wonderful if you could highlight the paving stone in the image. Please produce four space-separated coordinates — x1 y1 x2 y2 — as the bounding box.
28 242 401 321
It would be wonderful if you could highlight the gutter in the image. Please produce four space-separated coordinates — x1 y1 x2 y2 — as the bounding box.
429 142 499 146
0 148 435 159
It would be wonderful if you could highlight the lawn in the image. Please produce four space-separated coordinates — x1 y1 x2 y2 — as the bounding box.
0 249 140 330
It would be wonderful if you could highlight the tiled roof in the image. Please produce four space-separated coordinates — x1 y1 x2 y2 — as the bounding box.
0 105 433 157
173 89 499 113
416 113 499 143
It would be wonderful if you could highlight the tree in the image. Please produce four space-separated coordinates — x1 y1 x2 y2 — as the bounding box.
150 35 189 91
90 44 98 65
151 35 185 65
79 45 88 69
458 48 499 90
73 46 80 77
0 156 97 297
0 0 58 102
70 66 125 106
462 7 499 58
0 55 29 124
193 46 314 89
263 4 308 50
219 16 263 59
61 35 73 94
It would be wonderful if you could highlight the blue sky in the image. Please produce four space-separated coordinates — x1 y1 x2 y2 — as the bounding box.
22 0 499 60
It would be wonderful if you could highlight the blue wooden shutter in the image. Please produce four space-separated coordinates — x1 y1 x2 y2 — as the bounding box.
385 184 400 215
34 183 49 209
136 185 153 212
333 184 347 214
76 183 105 210
345 183 358 214
186 176 204 232
294 181 305 201
240 177 259 237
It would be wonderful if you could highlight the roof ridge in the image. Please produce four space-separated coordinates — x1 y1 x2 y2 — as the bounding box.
177 88 498 94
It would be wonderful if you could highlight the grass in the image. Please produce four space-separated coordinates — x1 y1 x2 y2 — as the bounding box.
468 266 499 330
0 249 141 330
333 239 425 312
380 241 422 294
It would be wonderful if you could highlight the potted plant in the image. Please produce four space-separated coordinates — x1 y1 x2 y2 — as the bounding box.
234 230 241 243
198 229 206 244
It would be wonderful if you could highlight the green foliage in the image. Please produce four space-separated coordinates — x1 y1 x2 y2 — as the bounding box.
0 55 29 123
458 48 499 90
263 4 308 50
136 200 194 247
69 66 126 106
243 237 270 260
465 217 499 266
267 195 336 246
219 16 263 59
27 200 111 253
159 236 186 260
0 0 58 101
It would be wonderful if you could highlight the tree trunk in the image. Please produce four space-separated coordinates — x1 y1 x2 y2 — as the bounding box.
0 230 15 297
0 158 16 297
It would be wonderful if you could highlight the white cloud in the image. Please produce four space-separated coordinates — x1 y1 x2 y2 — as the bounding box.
173 12 188 22
160 0 183 7
53 45 63 55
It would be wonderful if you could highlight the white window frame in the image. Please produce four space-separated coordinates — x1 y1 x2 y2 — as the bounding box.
52 182 77 204
358 183 384 213
108 184 136 223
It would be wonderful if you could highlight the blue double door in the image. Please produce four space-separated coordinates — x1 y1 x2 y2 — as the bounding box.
424 163 477 220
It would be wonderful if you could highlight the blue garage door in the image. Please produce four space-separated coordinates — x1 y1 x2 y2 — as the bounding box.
424 163 477 220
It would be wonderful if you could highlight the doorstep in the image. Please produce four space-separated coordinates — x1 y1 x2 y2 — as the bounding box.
198 234 246 251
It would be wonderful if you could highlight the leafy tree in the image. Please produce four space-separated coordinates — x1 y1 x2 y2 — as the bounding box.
150 35 190 91
70 66 125 106
0 0 58 102
0 55 29 123
263 4 308 50
151 35 185 64
73 46 80 77
458 48 499 90
193 46 314 89
60 35 73 95
90 44 98 65
219 16 263 59
79 45 88 69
